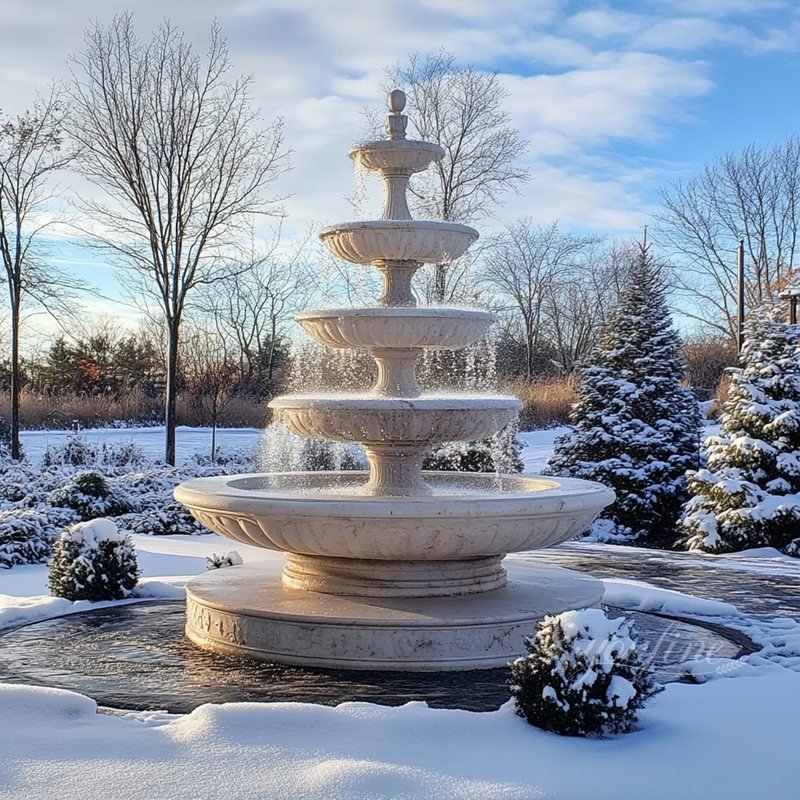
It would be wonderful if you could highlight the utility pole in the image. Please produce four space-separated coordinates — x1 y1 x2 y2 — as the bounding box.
737 239 745 352
778 285 800 324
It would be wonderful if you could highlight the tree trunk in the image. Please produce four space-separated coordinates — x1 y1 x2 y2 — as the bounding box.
525 335 534 381
165 320 179 465
211 391 218 462
267 316 277 382
10 294 21 460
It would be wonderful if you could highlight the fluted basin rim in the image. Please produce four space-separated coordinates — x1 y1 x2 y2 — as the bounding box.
296 307 495 351
319 220 479 267
349 139 445 161
174 472 615 562
320 219 478 239
175 471 614 517
269 395 521 411
295 307 495 322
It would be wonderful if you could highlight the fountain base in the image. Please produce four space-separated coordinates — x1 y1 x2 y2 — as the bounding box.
185 559 603 671
281 553 508 597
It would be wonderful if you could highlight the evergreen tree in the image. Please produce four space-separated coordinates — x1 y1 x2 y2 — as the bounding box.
545 243 701 545
681 304 800 555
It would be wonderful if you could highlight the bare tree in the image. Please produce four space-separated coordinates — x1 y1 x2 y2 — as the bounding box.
546 239 638 374
201 227 312 396
68 14 289 463
181 325 238 461
480 221 600 378
387 50 529 301
0 88 75 458
656 135 800 341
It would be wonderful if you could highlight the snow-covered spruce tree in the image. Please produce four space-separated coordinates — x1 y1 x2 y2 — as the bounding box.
509 608 662 737
49 518 139 601
545 243 701 545
681 304 800 555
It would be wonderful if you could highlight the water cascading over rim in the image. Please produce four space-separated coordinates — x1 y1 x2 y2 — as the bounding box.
174 90 614 671
272 89 519 498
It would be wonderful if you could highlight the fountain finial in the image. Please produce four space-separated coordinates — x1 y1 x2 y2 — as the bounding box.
386 89 407 140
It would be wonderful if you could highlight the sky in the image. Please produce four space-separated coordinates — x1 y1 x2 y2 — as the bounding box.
2 0 800 330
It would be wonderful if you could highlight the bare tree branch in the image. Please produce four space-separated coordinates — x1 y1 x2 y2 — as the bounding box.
0 85 76 457
656 136 800 342
67 13 290 462
385 50 529 302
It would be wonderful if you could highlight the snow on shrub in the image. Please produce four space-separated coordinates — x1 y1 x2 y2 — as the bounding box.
509 608 662 737
206 551 243 569
0 509 58 568
0 461 68 509
0 415 13 457
46 471 134 521
124 501 207 537
98 440 148 470
184 447 257 474
48 518 139 601
41 434 148 473
41 434 99 468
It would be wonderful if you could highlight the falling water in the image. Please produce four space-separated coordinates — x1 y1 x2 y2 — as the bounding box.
351 159 369 220
256 421 367 474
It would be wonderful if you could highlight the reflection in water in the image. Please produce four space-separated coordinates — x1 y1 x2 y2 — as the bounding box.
0 601 744 714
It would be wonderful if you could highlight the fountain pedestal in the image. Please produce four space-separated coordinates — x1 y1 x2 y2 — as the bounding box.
185 559 603 671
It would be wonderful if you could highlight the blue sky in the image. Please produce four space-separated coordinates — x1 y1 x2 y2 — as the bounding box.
2 0 800 325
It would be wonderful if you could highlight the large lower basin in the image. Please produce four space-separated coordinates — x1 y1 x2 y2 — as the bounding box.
268 395 521 444
296 307 494 350
174 471 615 564
320 220 478 265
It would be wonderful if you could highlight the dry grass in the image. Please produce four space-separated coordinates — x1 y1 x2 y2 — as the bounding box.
709 371 733 420
682 337 739 401
176 394 270 428
505 377 576 430
0 389 270 430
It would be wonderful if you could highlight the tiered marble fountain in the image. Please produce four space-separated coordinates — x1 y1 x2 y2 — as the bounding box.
175 91 614 671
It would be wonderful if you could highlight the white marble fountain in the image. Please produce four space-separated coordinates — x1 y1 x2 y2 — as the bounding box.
174 91 614 671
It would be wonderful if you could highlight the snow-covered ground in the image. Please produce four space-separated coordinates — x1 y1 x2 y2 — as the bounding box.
20 425 264 464
1 426 798 799
19 425 559 472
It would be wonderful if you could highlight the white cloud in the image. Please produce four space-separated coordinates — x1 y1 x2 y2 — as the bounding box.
633 17 749 51
0 0 774 318
498 161 652 233
655 0 786 16
568 9 647 39
504 53 712 153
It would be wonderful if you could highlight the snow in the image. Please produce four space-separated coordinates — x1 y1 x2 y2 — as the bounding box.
556 607 637 667
19 426 264 464
606 674 637 707
0 426 798 798
64 517 124 546
602 579 741 617
0 673 798 800
517 427 566 473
